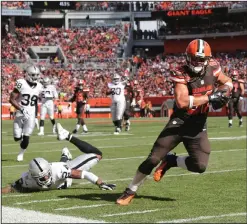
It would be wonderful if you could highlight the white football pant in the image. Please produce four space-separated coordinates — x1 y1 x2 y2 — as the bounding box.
111 100 126 121
40 100 54 120
13 115 35 137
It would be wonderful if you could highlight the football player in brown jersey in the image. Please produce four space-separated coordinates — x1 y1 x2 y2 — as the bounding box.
123 82 135 131
227 70 245 128
116 39 233 206
69 80 89 134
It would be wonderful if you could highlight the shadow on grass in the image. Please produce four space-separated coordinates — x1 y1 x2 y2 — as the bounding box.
58 192 176 202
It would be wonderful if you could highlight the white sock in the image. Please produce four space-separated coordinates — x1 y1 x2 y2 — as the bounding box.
82 124 88 132
240 118 243 122
18 148 26 155
39 126 44 133
76 124 80 131
128 171 147 192
126 120 130 125
81 170 98 184
229 119 233 124
35 118 39 129
177 156 189 170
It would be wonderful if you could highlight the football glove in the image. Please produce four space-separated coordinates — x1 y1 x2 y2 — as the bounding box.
99 183 116 191
208 90 229 110
20 108 30 122
239 96 243 101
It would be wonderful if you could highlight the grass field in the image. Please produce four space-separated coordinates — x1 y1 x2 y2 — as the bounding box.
1 117 247 223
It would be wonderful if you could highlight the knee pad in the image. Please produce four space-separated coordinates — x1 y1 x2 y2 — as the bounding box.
14 137 22 142
138 156 160 175
20 135 30 149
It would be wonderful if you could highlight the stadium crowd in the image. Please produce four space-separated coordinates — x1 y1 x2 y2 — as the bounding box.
3 1 247 12
2 52 247 103
2 24 129 61
74 1 247 11
1 1 30 9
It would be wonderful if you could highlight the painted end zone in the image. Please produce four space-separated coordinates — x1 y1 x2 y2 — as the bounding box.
2 206 106 223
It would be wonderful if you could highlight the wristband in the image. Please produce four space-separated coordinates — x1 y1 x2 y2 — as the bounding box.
189 96 194 109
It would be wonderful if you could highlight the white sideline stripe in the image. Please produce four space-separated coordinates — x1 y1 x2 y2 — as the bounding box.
2 206 106 223
15 198 67 205
79 168 246 185
2 148 246 168
210 136 246 140
2 135 246 146
55 203 112 211
157 212 247 223
102 209 162 217
2 194 32 198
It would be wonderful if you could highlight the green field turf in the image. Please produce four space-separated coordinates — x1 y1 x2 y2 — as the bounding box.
1 117 246 223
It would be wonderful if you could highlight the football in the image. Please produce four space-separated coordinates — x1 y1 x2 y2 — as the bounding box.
216 85 231 97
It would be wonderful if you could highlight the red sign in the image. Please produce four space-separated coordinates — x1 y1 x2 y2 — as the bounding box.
167 9 213 17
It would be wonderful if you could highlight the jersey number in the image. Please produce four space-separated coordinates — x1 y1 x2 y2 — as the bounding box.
42 91 51 98
62 165 71 178
21 94 38 106
16 81 22 90
111 88 121 95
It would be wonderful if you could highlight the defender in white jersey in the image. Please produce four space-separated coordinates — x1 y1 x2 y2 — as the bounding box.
9 65 43 162
38 77 58 136
107 74 126 134
2 123 116 193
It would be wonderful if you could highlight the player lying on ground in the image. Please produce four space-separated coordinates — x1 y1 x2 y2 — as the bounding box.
2 123 116 193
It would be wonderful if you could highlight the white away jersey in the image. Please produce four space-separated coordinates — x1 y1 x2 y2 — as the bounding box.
15 79 43 116
108 82 126 102
40 84 58 103
19 162 71 190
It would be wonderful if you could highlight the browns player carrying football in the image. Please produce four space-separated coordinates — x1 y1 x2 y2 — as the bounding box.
227 70 245 128
116 39 233 206
69 80 89 134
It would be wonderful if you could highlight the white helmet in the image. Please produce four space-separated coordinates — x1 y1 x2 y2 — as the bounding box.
25 65 40 83
113 73 121 84
43 77 50 87
29 158 52 187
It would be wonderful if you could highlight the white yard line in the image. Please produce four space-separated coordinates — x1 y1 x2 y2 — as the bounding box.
15 198 67 205
2 148 246 168
2 194 32 198
79 168 246 185
2 206 106 223
2 135 246 146
102 209 162 217
55 204 112 211
2 143 152 155
157 212 247 223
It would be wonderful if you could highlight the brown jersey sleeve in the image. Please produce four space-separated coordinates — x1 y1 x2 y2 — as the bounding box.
169 69 187 84
208 59 222 78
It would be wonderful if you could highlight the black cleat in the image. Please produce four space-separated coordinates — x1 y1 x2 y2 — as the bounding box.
72 129 78 134
228 123 232 128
